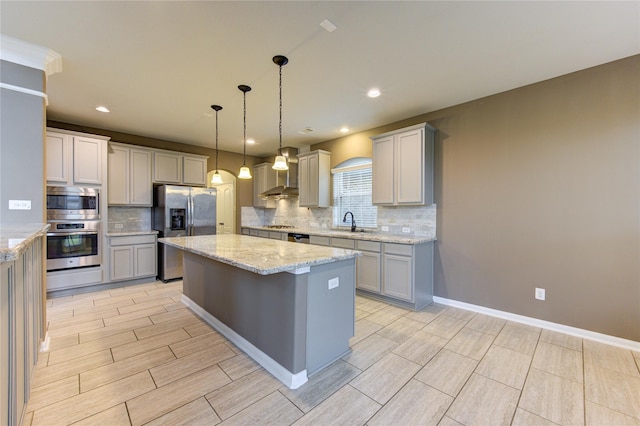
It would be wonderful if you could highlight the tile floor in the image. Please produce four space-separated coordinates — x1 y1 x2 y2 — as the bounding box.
25 280 640 426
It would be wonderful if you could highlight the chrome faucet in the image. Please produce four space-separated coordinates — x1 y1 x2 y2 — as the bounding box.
343 211 356 232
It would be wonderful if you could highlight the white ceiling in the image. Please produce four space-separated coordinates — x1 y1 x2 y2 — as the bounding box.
2 1 638 157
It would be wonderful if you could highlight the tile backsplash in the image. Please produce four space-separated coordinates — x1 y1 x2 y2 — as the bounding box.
107 207 152 233
242 199 436 238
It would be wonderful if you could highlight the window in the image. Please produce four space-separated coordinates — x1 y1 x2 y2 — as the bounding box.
332 158 377 229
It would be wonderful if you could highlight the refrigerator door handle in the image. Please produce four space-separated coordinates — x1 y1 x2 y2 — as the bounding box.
188 195 193 236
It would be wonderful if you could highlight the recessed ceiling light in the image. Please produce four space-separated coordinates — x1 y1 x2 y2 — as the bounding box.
340 127 350 133
299 127 315 134
367 88 381 98
246 138 255 144
95 106 110 113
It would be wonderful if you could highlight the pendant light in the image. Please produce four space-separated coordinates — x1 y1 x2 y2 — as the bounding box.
272 55 289 171
210 104 224 185
237 84 252 179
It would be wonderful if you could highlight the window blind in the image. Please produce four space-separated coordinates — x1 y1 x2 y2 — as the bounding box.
332 160 377 229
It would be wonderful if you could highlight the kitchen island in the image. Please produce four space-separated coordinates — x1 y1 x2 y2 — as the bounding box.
159 234 360 389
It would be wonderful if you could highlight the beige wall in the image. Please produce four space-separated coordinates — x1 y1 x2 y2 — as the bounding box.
46 121 260 233
313 56 640 341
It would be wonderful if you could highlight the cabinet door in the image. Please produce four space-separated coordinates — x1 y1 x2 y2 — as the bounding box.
372 136 395 204
154 152 182 183
253 164 276 208
46 133 69 183
298 155 309 206
130 149 152 205
110 246 134 281
183 156 207 186
383 254 413 301
395 128 424 204
73 137 103 185
134 244 156 277
108 145 130 204
357 251 381 292
306 153 319 206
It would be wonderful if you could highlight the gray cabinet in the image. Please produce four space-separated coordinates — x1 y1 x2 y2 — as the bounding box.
1 235 44 426
298 150 331 208
109 234 157 282
371 122 435 206
253 163 277 208
153 151 208 186
309 233 433 310
108 143 153 206
46 129 109 186
355 241 381 293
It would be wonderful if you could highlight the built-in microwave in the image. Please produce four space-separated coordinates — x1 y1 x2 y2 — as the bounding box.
46 186 100 220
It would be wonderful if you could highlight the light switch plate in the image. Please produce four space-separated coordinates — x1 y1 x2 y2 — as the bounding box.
381 225 389 232
9 200 31 210
402 227 411 233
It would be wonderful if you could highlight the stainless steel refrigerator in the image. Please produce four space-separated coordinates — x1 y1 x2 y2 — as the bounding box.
153 184 217 282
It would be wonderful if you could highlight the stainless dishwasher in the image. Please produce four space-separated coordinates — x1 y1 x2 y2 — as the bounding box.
287 233 310 244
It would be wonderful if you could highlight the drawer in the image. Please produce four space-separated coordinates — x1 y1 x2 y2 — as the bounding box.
110 234 156 246
356 240 381 252
249 229 258 236
310 236 330 246
331 238 355 249
257 230 270 238
384 242 413 256
269 231 284 240
241 228 250 235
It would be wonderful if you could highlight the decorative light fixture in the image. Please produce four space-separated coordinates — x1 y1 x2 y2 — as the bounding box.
210 104 223 185
238 84 252 179
272 55 289 171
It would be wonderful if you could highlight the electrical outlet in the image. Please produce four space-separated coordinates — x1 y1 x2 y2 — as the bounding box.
9 200 31 210
381 225 389 232
535 288 546 301
328 277 339 290
115 223 124 229
402 227 411 233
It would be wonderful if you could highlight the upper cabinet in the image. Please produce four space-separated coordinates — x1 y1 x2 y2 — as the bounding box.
108 142 153 206
371 122 435 206
253 163 277 208
46 129 110 186
298 150 331 208
153 150 208 186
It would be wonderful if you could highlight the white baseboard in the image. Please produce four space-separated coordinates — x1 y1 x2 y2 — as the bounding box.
432 296 640 352
40 332 50 353
181 295 308 389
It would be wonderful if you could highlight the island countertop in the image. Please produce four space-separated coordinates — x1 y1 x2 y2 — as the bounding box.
0 223 50 263
159 234 360 275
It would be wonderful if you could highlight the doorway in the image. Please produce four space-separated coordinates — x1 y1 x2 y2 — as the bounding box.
207 170 236 234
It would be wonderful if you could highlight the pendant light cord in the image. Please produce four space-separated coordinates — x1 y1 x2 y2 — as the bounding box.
215 109 219 171
243 90 247 163
279 63 283 156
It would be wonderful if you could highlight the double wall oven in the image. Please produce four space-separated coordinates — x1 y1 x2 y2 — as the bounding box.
46 186 101 272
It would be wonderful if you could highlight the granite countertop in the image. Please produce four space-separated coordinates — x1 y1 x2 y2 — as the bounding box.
0 223 50 263
106 230 159 237
159 234 360 275
243 226 436 244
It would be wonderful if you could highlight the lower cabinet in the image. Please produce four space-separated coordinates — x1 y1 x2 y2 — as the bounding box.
109 235 157 282
1 236 44 426
324 236 433 310
355 241 382 293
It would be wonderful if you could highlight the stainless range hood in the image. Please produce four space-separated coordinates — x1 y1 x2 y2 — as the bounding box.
259 147 299 200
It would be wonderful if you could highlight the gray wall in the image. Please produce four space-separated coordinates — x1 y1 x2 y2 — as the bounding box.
0 60 45 225
314 55 640 342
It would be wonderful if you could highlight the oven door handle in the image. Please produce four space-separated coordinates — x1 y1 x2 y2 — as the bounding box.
47 231 99 237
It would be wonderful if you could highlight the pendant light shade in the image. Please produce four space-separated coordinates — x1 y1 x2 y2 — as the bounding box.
238 84 252 179
272 55 289 171
210 104 224 185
